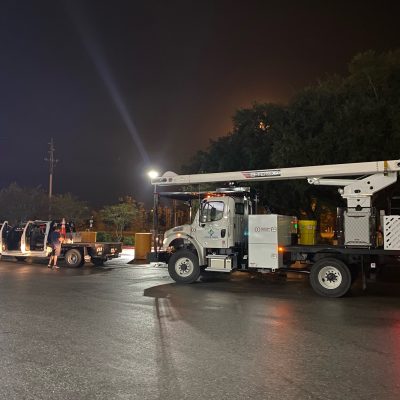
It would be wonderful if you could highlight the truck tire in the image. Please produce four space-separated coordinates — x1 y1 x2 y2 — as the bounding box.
310 257 352 297
168 249 200 283
64 249 83 268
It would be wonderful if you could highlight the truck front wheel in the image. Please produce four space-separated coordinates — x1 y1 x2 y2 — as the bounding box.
65 249 83 268
310 257 352 298
168 249 200 283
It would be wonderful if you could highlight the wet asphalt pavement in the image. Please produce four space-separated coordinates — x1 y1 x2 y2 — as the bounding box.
0 254 399 400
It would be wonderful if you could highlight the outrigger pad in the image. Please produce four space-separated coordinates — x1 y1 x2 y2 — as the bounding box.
147 251 169 263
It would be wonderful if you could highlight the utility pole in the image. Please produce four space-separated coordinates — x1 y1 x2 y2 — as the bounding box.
45 138 58 218
153 184 159 256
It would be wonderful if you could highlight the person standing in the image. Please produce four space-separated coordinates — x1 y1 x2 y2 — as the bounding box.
48 225 63 269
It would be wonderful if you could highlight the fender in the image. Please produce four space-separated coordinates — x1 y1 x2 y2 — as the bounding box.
165 233 206 266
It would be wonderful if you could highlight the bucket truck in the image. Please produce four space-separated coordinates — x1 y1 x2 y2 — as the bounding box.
150 159 400 297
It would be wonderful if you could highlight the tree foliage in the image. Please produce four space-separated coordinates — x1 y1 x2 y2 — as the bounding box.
183 103 284 173
50 193 90 228
0 183 90 226
272 50 400 166
100 198 139 241
0 183 48 224
182 50 400 216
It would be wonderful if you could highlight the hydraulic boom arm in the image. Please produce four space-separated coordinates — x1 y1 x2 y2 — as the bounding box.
152 160 400 186
151 159 400 209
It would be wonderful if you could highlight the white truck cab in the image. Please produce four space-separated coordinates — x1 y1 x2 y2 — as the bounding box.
162 193 251 273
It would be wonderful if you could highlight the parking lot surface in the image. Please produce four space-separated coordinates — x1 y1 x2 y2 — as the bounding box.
0 254 399 400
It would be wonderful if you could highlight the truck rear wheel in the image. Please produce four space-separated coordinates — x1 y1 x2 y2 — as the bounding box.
65 249 83 268
310 257 352 298
168 249 200 283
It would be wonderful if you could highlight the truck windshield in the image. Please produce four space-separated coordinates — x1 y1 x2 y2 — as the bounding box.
201 201 224 222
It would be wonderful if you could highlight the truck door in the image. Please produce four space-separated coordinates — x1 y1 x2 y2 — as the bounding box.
21 222 30 252
233 200 247 244
23 222 50 253
0 221 9 252
194 199 230 249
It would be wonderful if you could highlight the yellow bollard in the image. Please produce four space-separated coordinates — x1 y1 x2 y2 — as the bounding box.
135 233 152 259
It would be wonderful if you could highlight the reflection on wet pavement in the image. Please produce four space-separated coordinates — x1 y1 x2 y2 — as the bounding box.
0 255 399 399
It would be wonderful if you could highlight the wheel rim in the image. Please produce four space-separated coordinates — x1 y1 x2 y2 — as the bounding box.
318 266 342 290
175 257 194 276
68 253 78 264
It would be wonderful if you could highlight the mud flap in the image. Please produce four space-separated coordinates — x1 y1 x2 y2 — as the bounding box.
83 247 91 263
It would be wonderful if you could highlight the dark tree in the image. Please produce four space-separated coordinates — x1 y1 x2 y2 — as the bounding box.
182 50 400 216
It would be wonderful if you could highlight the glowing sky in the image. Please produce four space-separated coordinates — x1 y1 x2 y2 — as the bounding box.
1 0 399 205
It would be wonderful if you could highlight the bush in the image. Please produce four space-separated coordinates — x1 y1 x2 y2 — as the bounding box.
122 236 134 246
96 231 114 242
96 232 135 244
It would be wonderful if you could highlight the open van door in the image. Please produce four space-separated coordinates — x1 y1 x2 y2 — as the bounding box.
22 221 51 256
0 221 9 253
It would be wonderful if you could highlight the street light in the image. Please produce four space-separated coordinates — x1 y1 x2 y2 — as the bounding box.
147 170 159 257
148 170 159 180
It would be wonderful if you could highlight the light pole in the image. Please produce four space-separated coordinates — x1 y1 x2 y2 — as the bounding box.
148 170 159 256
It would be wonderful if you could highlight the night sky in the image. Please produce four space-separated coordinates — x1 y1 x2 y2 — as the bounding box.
1 0 399 207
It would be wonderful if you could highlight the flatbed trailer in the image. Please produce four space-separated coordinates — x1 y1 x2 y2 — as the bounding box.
56 241 122 267
280 244 400 294
285 244 400 256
